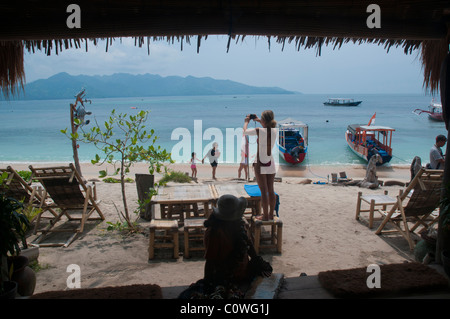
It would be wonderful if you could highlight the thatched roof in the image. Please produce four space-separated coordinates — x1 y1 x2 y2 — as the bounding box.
1 0 449 96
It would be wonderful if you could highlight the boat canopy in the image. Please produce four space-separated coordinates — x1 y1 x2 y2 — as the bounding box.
278 118 308 128
347 124 395 133
328 98 354 101
278 118 308 145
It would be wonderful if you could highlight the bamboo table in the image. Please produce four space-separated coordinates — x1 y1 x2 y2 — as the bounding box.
211 183 262 218
150 184 216 223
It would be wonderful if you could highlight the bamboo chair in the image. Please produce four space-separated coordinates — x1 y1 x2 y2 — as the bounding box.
0 166 57 221
374 168 443 250
29 163 105 247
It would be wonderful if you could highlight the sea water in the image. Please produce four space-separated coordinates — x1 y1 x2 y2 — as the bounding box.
0 94 445 166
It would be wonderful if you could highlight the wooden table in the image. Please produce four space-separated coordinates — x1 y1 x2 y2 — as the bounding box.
151 184 216 222
212 183 261 217
150 183 262 222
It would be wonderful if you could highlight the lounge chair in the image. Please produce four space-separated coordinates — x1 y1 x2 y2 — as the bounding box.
29 163 105 247
0 166 57 221
374 168 443 250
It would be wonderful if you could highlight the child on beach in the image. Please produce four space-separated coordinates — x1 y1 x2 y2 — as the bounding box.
190 152 200 178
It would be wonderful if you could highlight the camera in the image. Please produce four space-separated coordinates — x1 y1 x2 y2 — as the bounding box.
249 114 257 120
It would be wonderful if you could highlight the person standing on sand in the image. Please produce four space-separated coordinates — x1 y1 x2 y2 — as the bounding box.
238 135 249 180
190 152 201 178
202 142 220 179
243 111 277 221
429 134 446 169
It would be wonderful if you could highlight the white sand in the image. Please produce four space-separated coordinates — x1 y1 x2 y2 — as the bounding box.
4 162 414 294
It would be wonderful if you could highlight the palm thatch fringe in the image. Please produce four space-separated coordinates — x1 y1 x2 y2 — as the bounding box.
0 41 25 99
421 35 450 93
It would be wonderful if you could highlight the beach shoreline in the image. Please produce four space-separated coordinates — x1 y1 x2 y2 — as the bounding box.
2 161 412 182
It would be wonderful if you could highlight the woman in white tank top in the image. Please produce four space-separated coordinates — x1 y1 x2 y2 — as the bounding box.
243 110 277 221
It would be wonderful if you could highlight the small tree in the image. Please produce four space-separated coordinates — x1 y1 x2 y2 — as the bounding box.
62 109 172 231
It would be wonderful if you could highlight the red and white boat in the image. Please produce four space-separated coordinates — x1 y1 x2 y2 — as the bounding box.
345 113 395 165
413 99 443 121
277 118 308 165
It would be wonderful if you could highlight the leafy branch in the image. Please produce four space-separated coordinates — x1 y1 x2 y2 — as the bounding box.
62 109 173 232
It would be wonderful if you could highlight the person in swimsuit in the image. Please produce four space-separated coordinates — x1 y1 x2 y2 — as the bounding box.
202 142 220 180
190 152 201 178
243 110 277 221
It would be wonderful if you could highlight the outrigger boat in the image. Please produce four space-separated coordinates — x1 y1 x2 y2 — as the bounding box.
277 118 308 164
324 98 362 106
345 113 395 165
413 99 443 122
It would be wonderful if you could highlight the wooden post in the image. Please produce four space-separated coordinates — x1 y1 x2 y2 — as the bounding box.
70 103 82 176
437 51 450 264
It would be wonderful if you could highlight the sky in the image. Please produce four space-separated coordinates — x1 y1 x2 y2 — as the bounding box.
23 35 427 94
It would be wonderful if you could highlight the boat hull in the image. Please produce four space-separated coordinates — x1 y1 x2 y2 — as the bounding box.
324 101 362 106
428 113 444 121
278 144 306 164
345 131 392 165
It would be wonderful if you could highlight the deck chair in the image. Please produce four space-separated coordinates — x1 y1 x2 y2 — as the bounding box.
374 168 443 250
0 166 57 221
29 163 105 247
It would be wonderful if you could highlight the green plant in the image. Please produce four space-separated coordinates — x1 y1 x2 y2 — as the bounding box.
62 109 172 232
159 170 192 184
17 170 32 182
102 177 134 184
0 193 30 292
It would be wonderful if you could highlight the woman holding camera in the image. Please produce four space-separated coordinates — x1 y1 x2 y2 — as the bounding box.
243 110 277 221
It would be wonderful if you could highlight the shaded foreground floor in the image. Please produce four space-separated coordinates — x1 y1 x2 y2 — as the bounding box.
162 265 450 299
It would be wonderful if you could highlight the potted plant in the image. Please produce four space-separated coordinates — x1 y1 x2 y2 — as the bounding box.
0 192 30 298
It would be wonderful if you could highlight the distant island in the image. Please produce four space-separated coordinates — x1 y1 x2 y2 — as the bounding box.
5 72 297 100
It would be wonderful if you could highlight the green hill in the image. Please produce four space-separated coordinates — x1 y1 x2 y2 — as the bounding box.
7 72 297 100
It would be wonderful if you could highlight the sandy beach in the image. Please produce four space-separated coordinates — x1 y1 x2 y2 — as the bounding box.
4 161 416 296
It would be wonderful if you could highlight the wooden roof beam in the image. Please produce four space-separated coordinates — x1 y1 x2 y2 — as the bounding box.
0 14 447 41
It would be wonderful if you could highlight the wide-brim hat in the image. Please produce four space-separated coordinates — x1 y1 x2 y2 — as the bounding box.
213 194 247 221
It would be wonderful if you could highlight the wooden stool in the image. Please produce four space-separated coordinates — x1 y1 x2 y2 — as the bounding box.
148 219 179 259
355 191 396 228
244 199 261 221
251 216 283 254
183 218 206 258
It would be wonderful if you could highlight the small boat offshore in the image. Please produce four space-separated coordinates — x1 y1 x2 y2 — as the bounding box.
413 99 443 121
324 98 362 106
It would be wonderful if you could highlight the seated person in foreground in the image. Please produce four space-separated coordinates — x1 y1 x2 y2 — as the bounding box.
179 194 272 299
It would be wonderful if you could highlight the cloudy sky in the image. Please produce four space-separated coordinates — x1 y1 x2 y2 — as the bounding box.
24 35 427 94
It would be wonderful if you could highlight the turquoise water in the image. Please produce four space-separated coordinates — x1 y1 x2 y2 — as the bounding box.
0 94 445 166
